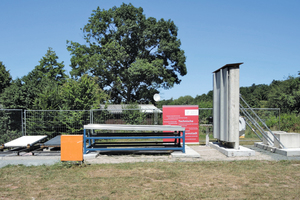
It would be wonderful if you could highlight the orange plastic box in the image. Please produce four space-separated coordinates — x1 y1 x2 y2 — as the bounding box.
61 135 83 162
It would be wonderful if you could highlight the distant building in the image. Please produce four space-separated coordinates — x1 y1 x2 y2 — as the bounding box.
99 104 162 113
98 104 162 124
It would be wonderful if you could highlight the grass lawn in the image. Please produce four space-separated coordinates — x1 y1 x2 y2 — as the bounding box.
1 160 299 199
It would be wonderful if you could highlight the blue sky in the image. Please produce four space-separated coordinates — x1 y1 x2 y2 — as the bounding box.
1 0 299 100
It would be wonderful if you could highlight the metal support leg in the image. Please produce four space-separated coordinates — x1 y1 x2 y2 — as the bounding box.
206 127 210 146
83 129 87 154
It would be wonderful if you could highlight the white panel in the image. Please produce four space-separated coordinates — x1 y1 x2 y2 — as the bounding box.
4 136 47 147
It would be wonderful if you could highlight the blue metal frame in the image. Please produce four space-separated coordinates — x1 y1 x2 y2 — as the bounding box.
83 129 185 154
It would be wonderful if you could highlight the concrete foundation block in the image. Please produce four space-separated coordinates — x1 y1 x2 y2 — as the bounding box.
255 142 300 156
274 132 300 148
209 142 255 157
263 131 286 145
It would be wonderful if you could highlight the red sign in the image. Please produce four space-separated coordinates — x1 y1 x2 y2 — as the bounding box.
163 105 199 144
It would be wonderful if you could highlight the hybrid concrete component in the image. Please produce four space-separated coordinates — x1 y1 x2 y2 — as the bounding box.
213 63 243 149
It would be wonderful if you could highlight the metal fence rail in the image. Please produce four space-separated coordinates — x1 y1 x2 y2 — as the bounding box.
0 109 23 144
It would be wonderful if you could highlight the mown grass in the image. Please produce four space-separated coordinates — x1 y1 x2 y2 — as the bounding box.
0 160 299 199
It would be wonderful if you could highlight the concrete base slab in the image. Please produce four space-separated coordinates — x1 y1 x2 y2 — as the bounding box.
209 142 255 157
0 156 61 168
255 142 276 151
254 142 300 157
83 152 99 160
171 145 200 158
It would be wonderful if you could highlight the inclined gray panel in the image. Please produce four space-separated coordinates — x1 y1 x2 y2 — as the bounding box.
44 135 61 147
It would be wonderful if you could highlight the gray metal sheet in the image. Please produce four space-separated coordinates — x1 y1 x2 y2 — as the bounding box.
4 136 47 147
44 135 61 147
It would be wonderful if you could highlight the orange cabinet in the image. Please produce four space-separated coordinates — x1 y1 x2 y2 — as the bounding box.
61 135 83 162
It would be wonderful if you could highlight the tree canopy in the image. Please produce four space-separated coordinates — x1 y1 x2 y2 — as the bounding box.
31 47 67 86
67 3 187 103
0 48 68 109
60 74 108 110
0 61 12 94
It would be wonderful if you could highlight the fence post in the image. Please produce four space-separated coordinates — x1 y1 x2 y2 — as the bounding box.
21 109 24 136
90 109 93 124
279 108 280 131
154 109 158 125
24 110 26 136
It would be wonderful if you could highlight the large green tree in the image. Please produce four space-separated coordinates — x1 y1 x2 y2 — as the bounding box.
22 47 67 109
0 48 67 109
33 78 62 110
31 47 67 86
0 78 28 109
60 74 108 110
0 61 12 94
267 76 300 113
67 3 186 103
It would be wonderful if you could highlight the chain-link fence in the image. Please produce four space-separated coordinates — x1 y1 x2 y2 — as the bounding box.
24 109 163 139
25 110 92 138
198 108 280 138
91 109 163 125
198 108 213 136
0 109 23 144
0 108 281 143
